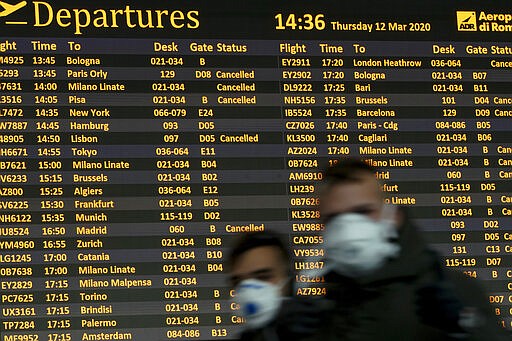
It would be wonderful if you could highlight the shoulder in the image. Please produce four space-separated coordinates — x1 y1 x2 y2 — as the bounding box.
238 328 268 341
442 268 495 314
444 268 485 294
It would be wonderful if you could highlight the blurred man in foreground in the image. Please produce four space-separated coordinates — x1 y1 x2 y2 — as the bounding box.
303 157 507 340
228 231 324 340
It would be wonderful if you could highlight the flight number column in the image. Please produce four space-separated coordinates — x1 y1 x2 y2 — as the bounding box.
279 42 325 297
0 39 38 340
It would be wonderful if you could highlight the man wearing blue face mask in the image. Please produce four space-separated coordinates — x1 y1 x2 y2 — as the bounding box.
303 158 509 341
228 231 327 341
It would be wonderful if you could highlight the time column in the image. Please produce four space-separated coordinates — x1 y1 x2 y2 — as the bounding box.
0 40 37 339
31 41 72 338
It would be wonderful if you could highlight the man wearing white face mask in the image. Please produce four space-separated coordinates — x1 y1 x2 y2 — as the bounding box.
229 231 327 341
321 203 400 278
302 158 509 341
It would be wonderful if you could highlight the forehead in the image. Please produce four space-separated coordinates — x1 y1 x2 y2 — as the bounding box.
231 246 285 275
320 174 382 215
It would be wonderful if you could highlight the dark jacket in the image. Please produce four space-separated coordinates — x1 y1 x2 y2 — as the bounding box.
302 214 508 341
237 296 321 341
236 214 509 340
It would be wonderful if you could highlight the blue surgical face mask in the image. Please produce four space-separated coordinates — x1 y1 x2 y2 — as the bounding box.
233 279 285 329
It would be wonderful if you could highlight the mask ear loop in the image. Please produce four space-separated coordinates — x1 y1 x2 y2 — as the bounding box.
380 203 396 221
380 203 399 240
377 204 402 260
277 276 292 299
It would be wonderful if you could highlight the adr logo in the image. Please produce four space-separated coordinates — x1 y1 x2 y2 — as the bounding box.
457 11 477 31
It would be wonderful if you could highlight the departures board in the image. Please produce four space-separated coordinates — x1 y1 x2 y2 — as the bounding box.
0 0 511 339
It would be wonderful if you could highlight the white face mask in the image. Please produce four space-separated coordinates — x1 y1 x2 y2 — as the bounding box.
323 206 400 278
233 279 283 329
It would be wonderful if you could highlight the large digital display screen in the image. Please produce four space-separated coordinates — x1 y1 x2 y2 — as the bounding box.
0 1 511 339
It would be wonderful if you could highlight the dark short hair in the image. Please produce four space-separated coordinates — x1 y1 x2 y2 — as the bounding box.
228 231 289 269
324 157 378 185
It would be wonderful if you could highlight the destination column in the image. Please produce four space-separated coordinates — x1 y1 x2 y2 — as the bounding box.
350 42 420 215
67 38 161 340
67 39 120 339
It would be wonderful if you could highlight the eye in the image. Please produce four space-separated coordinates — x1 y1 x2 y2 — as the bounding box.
352 208 373 216
229 276 241 288
255 273 273 282
322 213 337 224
